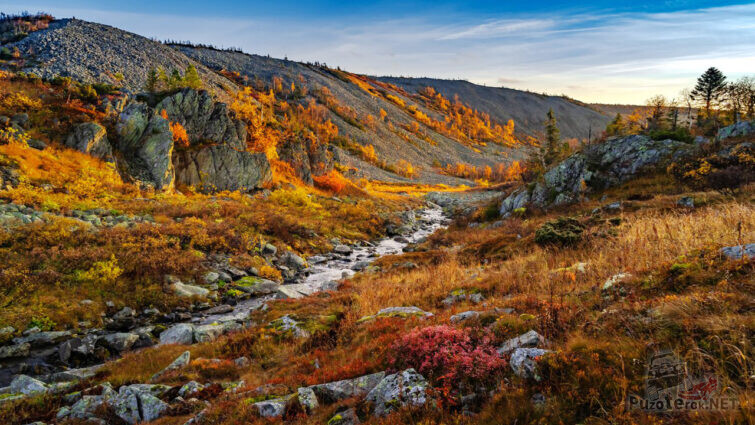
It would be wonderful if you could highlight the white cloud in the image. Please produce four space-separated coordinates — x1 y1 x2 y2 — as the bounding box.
3 2 754 103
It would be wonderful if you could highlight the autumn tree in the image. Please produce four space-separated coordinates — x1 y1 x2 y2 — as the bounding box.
605 113 625 137
645 95 668 131
183 64 202 90
727 76 755 122
690 67 727 118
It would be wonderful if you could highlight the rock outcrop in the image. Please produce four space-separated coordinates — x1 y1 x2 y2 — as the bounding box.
500 135 695 216
277 133 337 184
65 122 113 161
113 89 272 192
115 103 176 190
716 120 755 140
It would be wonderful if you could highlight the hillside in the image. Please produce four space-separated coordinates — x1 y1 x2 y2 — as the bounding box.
3 17 607 185
380 77 611 140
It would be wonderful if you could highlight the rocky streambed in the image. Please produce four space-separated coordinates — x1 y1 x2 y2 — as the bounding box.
0 205 449 390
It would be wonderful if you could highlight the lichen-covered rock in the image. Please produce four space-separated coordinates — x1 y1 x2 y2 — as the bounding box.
498 330 546 355
357 306 433 323
279 251 307 271
152 350 190 380
308 371 386 403
0 342 30 359
170 280 210 298
97 332 139 352
65 122 113 161
501 135 695 216
268 315 310 338
9 374 48 395
366 368 429 416
449 311 479 324
157 88 246 150
234 277 280 295
297 386 319 413
179 381 204 397
510 348 551 380
720 243 755 261
716 120 755 140
253 394 293 417
173 146 271 193
159 324 195 345
193 323 224 343
115 103 175 190
112 385 169 424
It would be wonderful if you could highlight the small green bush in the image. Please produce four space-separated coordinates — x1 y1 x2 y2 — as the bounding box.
534 217 585 246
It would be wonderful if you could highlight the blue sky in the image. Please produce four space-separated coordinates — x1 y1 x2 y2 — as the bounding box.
6 1 755 103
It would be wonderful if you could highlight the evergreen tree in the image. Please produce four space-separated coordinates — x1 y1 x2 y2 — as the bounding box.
145 67 159 93
543 108 560 166
168 69 183 90
183 64 202 90
690 67 727 117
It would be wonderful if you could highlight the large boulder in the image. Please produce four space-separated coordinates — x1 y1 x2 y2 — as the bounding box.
366 369 429 416
500 135 695 216
510 348 551 380
112 385 169 424
115 103 175 190
173 146 271 193
65 122 113 160
277 132 337 185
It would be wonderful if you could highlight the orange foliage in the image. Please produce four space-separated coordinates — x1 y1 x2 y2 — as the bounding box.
313 170 349 193
170 122 189 147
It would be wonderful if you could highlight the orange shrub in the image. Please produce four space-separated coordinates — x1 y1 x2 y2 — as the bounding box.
313 170 348 194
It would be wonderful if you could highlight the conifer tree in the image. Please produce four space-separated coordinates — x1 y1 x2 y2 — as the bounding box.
690 67 727 117
145 67 159 93
543 108 560 166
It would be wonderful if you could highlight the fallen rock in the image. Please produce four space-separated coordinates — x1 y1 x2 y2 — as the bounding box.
159 324 195 345
308 371 385 403
358 306 433 323
10 374 48 395
13 330 71 348
179 381 204 398
297 386 319 413
171 280 210 298
449 311 479 324
279 251 307 271
193 323 224 343
720 243 755 261
152 350 190 381
498 330 546 355
0 342 30 359
510 348 551 380
366 368 429 416
97 332 139 352
254 394 293 418
268 315 310 338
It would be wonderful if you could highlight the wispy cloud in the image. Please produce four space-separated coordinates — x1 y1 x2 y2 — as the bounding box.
3 2 754 103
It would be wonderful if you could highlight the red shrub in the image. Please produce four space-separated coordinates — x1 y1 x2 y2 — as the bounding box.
390 325 506 397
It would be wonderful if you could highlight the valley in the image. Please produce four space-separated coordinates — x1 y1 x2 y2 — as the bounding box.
0 10 752 425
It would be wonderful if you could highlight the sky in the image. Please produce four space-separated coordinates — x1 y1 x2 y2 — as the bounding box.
5 0 755 104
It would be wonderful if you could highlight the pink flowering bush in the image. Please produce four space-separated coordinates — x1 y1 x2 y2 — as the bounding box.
390 325 506 397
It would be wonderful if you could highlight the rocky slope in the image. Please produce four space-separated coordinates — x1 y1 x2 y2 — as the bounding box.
3 17 609 185
379 77 611 140
7 19 234 98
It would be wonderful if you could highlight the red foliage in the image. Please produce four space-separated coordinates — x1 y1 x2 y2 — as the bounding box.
390 325 506 397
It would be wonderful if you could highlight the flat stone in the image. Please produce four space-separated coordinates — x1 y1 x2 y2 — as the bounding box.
449 311 479 324
720 243 755 261
10 374 48 395
159 323 195 345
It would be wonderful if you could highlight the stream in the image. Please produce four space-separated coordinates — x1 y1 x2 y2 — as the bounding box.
0 206 450 387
